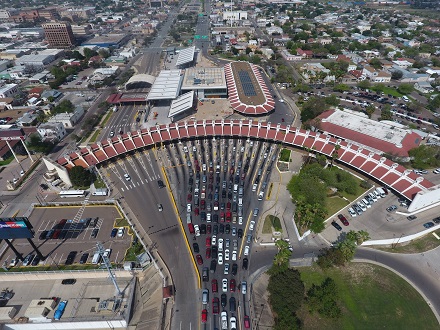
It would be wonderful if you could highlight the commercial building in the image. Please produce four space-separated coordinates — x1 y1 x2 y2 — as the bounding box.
0 83 19 98
318 109 422 157
42 22 76 49
181 67 227 99
37 122 67 142
81 34 129 49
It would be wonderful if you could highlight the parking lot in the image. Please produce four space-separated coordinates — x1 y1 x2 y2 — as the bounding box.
162 137 278 329
2 205 132 269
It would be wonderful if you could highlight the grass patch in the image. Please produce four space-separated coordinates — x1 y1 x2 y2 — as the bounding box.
262 215 273 234
89 129 101 143
298 263 438 329
125 241 145 262
279 148 291 162
94 177 107 189
372 231 440 254
270 215 282 232
101 111 113 126
115 217 129 227
0 156 14 166
381 86 403 98
338 175 370 202
325 196 349 217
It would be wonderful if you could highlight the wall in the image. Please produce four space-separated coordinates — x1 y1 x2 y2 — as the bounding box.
42 157 72 187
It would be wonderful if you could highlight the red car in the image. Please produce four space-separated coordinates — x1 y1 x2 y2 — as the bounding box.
207 225 212 234
201 309 208 323
244 315 251 328
226 212 232 223
230 279 236 292
226 202 231 211
212 297 219 314
195 208 199 216
206 237 211 247
196 254 203 265
201 200 206 210
187 194 192 202
188 223 195 234
337 214 350 226
220 212 225 222
206 248 211 259
212 279 218 292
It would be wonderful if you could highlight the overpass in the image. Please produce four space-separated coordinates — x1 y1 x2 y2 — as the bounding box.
56 119 439 212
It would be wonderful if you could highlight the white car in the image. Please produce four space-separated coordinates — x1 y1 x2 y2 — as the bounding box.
230 316 237 330
218 253 224 265
202 164 207 171
117 227 124 237
218 238 224 252
224 249 230 261
187 203 192 212
212 235 217 246
222 278 228 292
124 173 131 181
232 250 237 261
238 216 243 225
348 207 357 217
249 221 255 231
224 263 230 275
194 224 200 237
233 240 238 250
244 245 250 256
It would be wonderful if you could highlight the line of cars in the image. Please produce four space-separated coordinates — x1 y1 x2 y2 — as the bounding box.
38 217 100 241
180 139 255 329
331 187 389 231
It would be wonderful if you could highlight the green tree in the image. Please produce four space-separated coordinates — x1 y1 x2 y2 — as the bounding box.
391 70 403 80
357 80 371 90
69 166 95 187
333 84 350 92
325 94 340 107
26 133 54 154
307 277 341 318
365 104 376 118
300 97 328 122
398 83 414 94
83 47 98 59
369 58 382 70
267 268 304 329
380 104 393 121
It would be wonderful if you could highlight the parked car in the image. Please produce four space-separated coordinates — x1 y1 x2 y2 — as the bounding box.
423 222 434 229
331 221 342 231
337 214 349 226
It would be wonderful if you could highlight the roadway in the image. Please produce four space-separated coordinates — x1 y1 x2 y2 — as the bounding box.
99 149 198 329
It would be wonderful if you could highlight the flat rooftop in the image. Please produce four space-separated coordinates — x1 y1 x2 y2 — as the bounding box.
0 272 133 328
322 109 408 147
182 67 226 89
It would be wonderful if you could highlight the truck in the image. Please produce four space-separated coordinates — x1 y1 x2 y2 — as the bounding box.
221 311 228 330
375 187 386 198
54 300 67 320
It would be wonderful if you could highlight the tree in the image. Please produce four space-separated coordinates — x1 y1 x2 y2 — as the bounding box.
307 277 341 318
267 268 304 329
369 58 382 70
325 94 340 107
52 99 75 114
398 83 414 94
333 84 350 92
26 133 54 154
391 70 403 80
300 97 328 122
365 104 376 118
380 105 393 121
83 47 98 59
357 80 371 90
69 166 95 187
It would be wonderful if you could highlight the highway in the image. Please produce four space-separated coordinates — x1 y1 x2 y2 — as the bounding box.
98 104 143 141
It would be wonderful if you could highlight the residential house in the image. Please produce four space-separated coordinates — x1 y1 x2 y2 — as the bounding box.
297 48 313 58
0 97 13 110
16 112 38 126
37 122 66 142
393 59 414 69
0 83 19 98
414 81 434 94
281 49 302 61
41 90 63 102
47 106 84 128
28 87 45 99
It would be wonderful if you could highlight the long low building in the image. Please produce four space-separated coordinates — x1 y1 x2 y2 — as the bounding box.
55 119 438 212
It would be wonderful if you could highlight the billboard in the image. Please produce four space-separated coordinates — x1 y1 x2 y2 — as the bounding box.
0 217 34 239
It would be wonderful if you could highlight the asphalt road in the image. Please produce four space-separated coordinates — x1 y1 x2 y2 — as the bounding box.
98 104 141 141
101 149 198 329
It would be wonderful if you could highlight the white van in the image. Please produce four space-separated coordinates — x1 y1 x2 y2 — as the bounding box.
233 184 238 193
375 187 386 198
91 251 101 265
402 95 409 102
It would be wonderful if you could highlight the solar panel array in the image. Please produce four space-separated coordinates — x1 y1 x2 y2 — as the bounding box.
238 70 256 96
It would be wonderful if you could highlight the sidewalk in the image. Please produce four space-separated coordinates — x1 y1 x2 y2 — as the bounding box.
255 149 304 245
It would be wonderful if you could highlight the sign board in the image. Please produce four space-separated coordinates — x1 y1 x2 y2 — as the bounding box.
0 217 34 239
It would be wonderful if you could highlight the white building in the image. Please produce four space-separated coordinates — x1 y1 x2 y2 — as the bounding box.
47 106 84 128
0 83 19 98
37 122 67 141
223 11 248 21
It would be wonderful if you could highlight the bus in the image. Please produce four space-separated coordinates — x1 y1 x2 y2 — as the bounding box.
59 190 86 198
